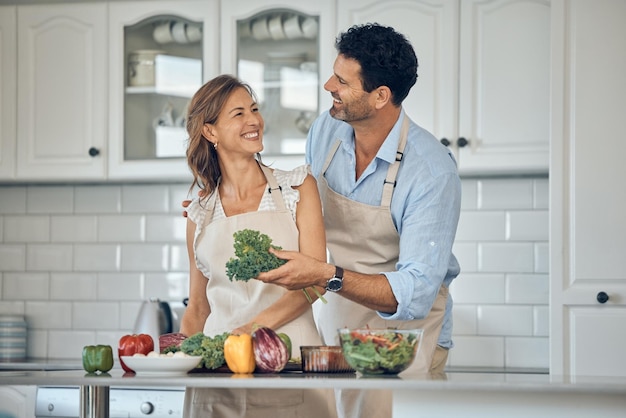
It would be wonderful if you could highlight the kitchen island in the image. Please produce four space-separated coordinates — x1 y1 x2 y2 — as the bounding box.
1 368 625 418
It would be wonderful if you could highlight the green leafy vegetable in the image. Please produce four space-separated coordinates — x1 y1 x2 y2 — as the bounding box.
226 229 286 282
339 329 418 374
180 332 229 369
225 228 327 304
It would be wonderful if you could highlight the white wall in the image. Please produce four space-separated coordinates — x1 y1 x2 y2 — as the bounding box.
0 176 549 369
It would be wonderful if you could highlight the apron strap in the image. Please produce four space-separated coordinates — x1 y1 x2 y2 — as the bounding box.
381 116 410 207
259 163 287 211
321 139 342 175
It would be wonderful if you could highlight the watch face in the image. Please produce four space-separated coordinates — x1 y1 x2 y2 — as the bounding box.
326 277 343 292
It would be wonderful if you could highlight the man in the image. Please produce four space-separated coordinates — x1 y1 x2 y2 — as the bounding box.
256 23 461 418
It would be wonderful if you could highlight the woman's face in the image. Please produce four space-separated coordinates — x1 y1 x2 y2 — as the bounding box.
205 87 264 155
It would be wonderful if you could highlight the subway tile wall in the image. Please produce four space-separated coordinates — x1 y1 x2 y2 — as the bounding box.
0 177 549 369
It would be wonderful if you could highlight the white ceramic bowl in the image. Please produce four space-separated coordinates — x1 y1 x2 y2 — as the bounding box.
185 24 202 43
268 14 286 40
171 22 188 44
153 22 174 44
251 17 271 41
301 17 318 39
120 355 202 376
283 15 303 39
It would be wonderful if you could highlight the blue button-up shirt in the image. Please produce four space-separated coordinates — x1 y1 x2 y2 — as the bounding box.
306 110 461 348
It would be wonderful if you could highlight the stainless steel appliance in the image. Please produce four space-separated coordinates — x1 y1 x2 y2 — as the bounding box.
35 386 185 418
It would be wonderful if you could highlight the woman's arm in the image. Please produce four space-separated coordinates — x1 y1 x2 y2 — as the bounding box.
232 174 326 334
179 218 211 335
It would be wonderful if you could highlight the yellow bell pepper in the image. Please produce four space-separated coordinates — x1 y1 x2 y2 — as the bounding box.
223 333 256 374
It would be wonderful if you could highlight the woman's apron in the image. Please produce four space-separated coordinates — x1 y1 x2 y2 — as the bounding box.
184 164 336 418
315 118 449 418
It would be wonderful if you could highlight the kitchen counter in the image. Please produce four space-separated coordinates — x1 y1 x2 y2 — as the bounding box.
1 368 625 418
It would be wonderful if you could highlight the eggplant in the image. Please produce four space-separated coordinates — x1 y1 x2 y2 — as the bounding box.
252 326 289 373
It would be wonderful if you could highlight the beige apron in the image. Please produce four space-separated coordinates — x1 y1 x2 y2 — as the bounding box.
316 117 449 418
184 164 336 418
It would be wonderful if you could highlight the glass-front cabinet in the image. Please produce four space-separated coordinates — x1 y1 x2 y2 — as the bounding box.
220 0 336 169
108 1 218 180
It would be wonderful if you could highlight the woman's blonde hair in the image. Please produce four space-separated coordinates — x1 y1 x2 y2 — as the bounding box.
185 74 259 196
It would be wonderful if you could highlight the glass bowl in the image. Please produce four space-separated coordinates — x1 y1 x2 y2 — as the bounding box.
300 346 355 373
337 328 423 375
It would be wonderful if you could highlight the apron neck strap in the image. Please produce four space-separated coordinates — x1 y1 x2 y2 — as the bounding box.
259 163 287 211
381 116 410 207
321 115 410 207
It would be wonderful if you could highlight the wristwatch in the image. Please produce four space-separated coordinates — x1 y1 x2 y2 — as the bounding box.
325 266 344 292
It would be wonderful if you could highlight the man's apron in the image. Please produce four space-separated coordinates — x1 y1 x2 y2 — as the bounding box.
315 118 449 418
184 164 336 418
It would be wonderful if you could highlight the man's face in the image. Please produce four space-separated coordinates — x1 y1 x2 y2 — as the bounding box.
324 54 376 123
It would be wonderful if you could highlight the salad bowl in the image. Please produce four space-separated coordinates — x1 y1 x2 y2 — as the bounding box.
337 328 423 375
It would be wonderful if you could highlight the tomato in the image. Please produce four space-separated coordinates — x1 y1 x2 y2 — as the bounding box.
117 334 154 373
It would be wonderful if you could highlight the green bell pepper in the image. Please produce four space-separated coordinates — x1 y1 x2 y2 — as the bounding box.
82 345 114 374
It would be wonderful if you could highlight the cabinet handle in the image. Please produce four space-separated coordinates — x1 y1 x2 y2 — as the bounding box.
457 137 469 147
596 291 609 304
88 147 100 157
440 138 451 147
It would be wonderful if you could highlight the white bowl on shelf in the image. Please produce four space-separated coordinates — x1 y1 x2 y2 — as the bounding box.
283 15 303 39
171 22 188 44
251 17 271 41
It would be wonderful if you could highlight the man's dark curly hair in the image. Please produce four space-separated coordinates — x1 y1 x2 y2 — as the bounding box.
335 23 418 106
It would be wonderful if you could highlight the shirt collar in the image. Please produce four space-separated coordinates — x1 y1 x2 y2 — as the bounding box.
338 110 406 165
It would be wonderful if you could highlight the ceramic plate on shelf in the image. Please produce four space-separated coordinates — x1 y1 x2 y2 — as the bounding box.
121 356 202 376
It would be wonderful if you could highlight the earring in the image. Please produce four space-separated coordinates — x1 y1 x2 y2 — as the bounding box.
213 142 218 149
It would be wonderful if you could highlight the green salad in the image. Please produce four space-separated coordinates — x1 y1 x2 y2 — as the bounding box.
338 329 419 375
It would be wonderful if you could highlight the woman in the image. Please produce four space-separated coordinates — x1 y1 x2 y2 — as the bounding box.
180 75 335 418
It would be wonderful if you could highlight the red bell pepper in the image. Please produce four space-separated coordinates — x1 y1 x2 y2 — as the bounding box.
117 333 154 373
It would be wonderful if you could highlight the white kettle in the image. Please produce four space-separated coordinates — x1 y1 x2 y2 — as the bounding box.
133 298 173 352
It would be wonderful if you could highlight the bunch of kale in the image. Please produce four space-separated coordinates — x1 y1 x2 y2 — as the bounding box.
225 229 286 282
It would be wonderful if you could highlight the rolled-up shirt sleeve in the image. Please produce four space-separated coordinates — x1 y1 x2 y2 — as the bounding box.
378 171 461 321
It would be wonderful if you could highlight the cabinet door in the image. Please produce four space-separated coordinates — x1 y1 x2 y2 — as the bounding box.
338 0 549 175
337 0 459 151
0 6 16 179
457 0 550 174
220 0 336 169
16 3 107 180
0 386 36 418
108 0 219 181
550 0 626 377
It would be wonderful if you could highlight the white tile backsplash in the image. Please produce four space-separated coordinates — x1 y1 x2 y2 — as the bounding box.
0 177 550 368
477 305 534 336
98 215 145 242
5 215 50 242
74 185 121 214
27 186 74 214
0 244 26 271
478 242 535 272
51 215 98 242
26 244 73 271
0 187 27 213
505 274 549 304
50 273 98 300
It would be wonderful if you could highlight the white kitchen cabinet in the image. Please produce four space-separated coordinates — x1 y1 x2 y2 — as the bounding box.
108 0 219 181
0 385 36 418
337 0 550 175
219 0 336 169
16 3 107 180
550 0 626 377
0 6 16 180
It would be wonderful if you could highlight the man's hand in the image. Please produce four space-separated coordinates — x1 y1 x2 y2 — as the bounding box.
182 189 207 217
182 199 192 217
256 248 333 291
